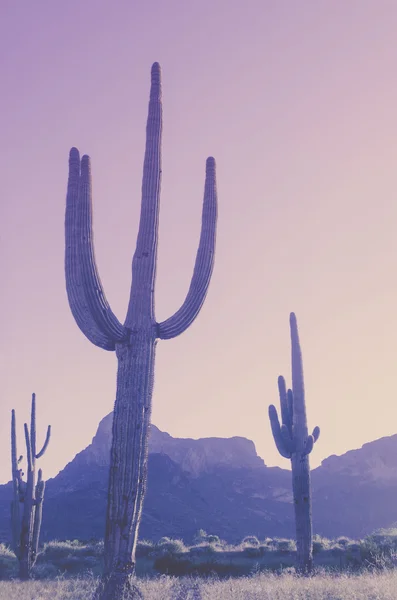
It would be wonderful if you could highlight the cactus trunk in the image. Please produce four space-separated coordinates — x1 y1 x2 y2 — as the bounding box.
291 453 313 572
19 457 35 579
103 336 156 577
65 63 217 600
10 411 21 559
268 313 319 573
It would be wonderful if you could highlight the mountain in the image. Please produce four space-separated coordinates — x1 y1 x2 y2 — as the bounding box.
0 415 397 544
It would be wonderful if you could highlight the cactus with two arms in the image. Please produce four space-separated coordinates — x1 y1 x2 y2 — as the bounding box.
268 313 320 573
64 63 217 599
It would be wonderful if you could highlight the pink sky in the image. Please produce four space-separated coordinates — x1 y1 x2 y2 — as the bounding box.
1 0 397 483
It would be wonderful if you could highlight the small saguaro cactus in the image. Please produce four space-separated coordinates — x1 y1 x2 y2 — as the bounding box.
65 63 217 600
11 393 51 579
268 313 320 573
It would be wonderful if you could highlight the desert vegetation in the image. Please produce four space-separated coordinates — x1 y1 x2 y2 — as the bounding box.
1 528 397 578
1 530 397 598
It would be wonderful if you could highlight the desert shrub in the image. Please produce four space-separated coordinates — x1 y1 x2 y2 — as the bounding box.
32 561 59 579
344 542 363 568
36 540 103 575
330 544 345 557
241 536 260 547
312 535 331 554
359 535 397 571
193 529 208 544
243 546 261 558
365 528 397 556
189 543 218 556
336 536 351 547
0 545 17 579
206 535 221 544
151 539 187 558
136 539 154 558
275 539 296 553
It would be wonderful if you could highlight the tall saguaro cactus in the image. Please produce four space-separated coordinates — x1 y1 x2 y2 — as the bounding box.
65 63 217 599
11 393 51 579
268 313 320 573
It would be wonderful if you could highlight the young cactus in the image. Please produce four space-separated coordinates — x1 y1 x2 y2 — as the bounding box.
65 63 217 600
268 313 320 573
11 393 51 579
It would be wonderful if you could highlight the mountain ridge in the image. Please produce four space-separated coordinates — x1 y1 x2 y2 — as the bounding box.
0 415 396 544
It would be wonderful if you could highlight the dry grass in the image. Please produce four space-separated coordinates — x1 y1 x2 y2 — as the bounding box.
0 570 397 599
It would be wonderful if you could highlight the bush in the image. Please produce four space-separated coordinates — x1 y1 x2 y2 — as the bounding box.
36 540 103 575
151 539 187 558
243 546 262 558
136 539 154 558
32 562 59 579
0 546 18 580
336 536 351 547
189 543 218 556
312 535 331 554
275 539 296 553
206 535 221 544
193 529 208 544
241 536 260 547
330 544 345 557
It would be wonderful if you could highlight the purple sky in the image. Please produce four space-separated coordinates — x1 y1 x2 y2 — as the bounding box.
2 0 397 483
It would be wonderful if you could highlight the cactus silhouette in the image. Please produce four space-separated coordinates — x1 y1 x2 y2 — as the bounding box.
268 313 320 573
65 63 217 599
11 393 51 579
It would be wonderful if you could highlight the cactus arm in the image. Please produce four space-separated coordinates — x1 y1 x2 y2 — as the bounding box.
312 426 320 443
287 389 294 424
11 410 18 478
23 424 32 474
65 148 117 350
35 425 51 459
268 405 292 459
278 375 293 435
78 154 125 341
124 63 162 328
30 394 36 461
156 157 217 340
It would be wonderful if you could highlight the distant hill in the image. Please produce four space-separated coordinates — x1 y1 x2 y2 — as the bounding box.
0 413 396 544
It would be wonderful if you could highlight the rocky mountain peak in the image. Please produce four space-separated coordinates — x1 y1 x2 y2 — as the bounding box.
318 434 397 484
67 412 265 478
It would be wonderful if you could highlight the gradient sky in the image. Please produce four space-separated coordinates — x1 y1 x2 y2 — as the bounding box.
1 0 397 484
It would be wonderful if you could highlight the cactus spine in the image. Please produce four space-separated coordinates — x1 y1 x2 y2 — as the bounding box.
64 63 217 600
268 313 320 573
11 393 51 579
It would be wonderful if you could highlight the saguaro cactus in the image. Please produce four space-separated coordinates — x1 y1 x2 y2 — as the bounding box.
65 63 217 599
268 313 320 573
11 393 51 579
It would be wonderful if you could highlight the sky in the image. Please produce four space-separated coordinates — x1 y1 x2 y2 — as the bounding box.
1 0 397 484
